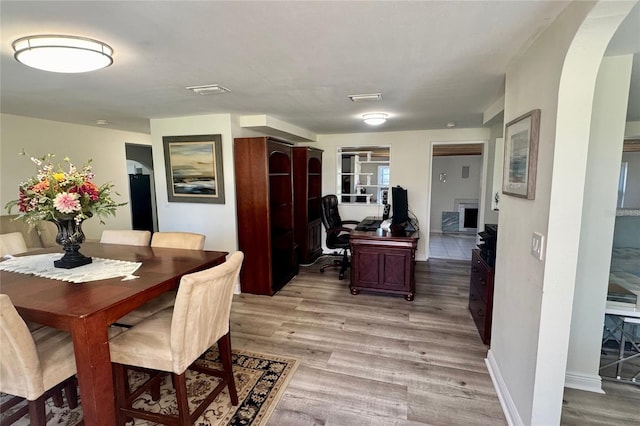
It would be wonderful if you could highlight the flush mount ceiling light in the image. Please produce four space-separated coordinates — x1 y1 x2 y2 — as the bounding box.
348 93 382 102
12 35 113 73
362 113 388 126
447 121 456 128
186 84 230 95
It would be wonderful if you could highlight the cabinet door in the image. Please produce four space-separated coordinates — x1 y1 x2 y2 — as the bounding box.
353 245 411 291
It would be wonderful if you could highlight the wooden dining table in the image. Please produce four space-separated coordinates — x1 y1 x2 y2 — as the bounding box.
0 242 228 426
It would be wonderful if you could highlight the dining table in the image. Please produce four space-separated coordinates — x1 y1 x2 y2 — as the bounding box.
0 242 228 426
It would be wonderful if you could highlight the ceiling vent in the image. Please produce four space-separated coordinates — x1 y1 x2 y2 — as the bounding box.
348 92 382 102
186 84 230 95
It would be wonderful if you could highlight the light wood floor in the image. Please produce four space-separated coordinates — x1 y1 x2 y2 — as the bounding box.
229 257 639 425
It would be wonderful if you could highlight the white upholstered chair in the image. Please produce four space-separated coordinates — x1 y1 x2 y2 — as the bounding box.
0 232 28 257
0 294 78 425
109 251 244 425
150 231 206 250
100 229 152 246
114 231 207 327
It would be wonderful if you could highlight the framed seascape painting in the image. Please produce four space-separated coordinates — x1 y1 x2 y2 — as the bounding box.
502 109 540 199
163 134 225 204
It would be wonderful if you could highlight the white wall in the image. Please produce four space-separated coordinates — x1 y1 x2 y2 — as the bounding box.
314 128 490 261
0 113 151 239
486 2 637 425
149 114 238 253
430 155 482 232
567 55 633 393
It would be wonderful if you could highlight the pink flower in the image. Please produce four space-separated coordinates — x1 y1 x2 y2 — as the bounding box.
53 192 81 214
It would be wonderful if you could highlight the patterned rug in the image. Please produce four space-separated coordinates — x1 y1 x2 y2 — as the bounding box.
0 348 299 425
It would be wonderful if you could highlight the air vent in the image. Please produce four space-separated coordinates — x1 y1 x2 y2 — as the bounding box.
348 92 382 102
186 84 230 95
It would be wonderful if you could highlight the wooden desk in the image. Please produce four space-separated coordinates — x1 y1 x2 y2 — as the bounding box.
349 229 418 300
0 242 227 426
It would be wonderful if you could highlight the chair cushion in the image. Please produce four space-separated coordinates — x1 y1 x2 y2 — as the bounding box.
109 307 174 372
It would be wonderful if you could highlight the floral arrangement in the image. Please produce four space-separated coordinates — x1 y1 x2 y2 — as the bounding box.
5 154 125 225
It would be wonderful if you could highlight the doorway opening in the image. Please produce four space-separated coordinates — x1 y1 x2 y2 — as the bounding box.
428 142 486 261
125 144 158 232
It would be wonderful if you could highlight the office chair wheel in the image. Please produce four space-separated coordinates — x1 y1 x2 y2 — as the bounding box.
405 293 415 301
350 287 359 295
339 273 345 280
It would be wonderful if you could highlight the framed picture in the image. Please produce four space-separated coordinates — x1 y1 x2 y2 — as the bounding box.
502 109 541 199
163 134 225 204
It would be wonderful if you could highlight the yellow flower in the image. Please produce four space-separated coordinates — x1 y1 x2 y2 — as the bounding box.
52 173 65 181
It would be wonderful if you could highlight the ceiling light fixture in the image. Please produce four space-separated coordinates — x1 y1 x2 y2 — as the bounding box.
348 93 382 102
12 35 113 73
362 113 388 126
186 84 230 95
446 122 456 128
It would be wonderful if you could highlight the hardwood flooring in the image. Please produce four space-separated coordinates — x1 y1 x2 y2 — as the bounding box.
229 257 639 425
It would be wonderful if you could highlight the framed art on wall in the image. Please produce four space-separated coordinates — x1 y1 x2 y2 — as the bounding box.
502 109 541 199
162 134 225 204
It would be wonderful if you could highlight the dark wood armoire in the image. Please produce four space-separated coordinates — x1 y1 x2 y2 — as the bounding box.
234 137 298 295
292 147 323 264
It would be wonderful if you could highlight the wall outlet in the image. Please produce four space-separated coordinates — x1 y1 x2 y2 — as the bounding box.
531 232 544 260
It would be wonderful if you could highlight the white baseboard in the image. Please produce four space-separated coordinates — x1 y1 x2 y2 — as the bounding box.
485 350 524 426
564 371 604 394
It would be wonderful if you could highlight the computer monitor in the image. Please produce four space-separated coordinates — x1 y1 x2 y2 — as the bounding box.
391 186 409 225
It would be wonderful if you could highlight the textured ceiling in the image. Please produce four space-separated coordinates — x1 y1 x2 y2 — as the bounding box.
0 1 636 136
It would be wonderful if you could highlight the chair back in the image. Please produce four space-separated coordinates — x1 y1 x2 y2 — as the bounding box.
100 229 151 246
169 251 243 373
151 232 205 250
321 195 343 231
0 294 43 399
0 232 28 256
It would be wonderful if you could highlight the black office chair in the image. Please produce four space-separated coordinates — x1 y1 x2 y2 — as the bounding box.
320 194 360 280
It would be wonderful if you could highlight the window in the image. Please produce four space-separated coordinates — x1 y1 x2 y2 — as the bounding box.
337 146 390 204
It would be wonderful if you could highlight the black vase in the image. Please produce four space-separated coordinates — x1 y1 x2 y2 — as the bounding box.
52 218 92 269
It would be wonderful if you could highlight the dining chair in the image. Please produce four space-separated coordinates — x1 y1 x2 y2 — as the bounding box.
150 231 206 250
114 231 207 327
100 229 152 246
0 294 78 426
0 232 28 257
109 251 244 425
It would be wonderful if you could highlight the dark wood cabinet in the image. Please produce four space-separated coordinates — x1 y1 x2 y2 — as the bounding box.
469 249 494 345
234 137 297 295
292 147 323 264
350 230 418 301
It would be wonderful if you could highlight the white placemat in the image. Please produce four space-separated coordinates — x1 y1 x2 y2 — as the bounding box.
0 253 141 284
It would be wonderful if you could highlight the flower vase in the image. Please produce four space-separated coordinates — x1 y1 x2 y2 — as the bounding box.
52 218 92 269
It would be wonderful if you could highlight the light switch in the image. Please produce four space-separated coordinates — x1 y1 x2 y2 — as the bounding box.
531 232 544 260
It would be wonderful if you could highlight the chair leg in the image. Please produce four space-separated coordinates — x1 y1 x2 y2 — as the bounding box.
173 372 192 425
27 396 47 426
218 332 238 405
51 389 64 408
112 363 130 426
64 377 78 409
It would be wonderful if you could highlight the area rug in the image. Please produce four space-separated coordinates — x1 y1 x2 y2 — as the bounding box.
0 348 299 425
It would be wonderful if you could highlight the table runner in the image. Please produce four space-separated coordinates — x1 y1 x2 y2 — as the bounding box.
0 253 141 283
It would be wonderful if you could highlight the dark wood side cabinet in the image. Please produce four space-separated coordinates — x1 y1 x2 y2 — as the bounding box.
292 147 323 264
469 248 494 345
234 137 297 295
350 230 418 301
